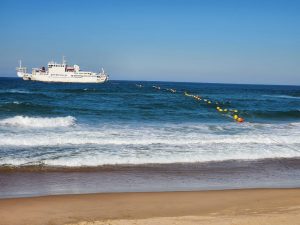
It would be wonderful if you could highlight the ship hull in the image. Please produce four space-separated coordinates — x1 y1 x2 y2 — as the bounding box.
23 74 108 83
17 58 109 83
17 72 24 78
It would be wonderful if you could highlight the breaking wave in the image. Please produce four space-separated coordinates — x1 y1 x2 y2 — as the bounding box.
0 115 76 128
0 122 300 167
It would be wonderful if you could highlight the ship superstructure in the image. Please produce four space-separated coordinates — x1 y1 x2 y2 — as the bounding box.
16 57 108 83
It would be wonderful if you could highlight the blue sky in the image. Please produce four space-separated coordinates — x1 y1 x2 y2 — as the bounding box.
0 0 299 84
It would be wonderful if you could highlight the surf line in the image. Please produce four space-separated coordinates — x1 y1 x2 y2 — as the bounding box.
136 84 244 123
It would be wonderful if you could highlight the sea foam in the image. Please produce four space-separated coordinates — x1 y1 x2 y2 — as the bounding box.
0 122 300 166
0 115 76 128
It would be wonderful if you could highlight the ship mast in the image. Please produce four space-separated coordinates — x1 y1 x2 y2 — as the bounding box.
16 59 27 76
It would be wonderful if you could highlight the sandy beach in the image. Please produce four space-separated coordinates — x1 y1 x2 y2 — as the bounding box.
1 189 300 225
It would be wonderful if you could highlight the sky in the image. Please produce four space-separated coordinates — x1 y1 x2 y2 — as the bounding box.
0 0 299 85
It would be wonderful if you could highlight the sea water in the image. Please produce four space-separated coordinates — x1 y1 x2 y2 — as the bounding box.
1 78 300 167
0 78 300 197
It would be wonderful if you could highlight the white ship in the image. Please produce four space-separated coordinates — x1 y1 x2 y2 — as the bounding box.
16 57 109 83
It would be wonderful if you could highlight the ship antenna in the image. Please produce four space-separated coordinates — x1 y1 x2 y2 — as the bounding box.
62 56 66 65
19 60 22 68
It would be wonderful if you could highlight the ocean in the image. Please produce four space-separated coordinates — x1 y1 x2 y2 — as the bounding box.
0 77 300 197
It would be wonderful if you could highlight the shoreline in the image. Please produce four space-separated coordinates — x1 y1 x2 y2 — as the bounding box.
1 188 300 225
1 157 300 172
1 158 300 198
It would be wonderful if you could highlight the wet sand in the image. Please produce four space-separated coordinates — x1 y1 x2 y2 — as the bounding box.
1 158 300 198
0 189 300 225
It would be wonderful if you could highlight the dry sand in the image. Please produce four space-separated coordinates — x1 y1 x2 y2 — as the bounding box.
0 189 300 225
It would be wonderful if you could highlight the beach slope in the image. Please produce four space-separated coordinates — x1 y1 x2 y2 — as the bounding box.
1 189 300 225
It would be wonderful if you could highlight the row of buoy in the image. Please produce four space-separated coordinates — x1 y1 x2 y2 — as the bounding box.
184 91 244 123
136 84 244 123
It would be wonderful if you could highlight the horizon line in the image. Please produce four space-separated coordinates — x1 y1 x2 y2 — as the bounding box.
0 76 299 87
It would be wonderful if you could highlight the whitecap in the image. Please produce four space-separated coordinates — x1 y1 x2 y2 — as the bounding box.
0 89 31 94
0 115 76 128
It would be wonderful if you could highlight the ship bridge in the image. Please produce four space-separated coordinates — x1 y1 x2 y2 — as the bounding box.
47 57 68 74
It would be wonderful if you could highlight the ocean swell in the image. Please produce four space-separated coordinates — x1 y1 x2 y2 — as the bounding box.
262 94 300 99
248 110 300 119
